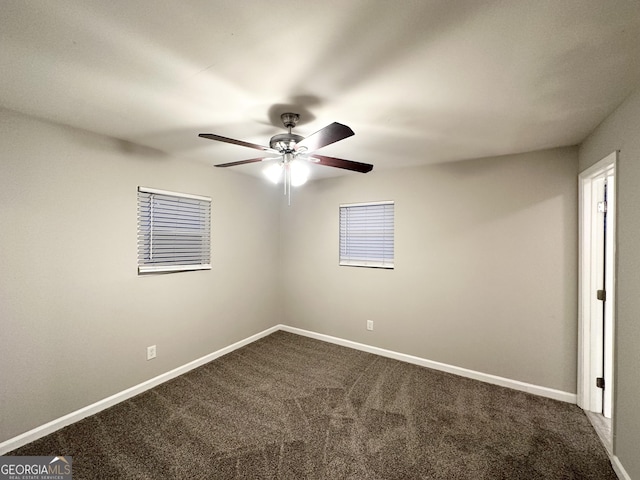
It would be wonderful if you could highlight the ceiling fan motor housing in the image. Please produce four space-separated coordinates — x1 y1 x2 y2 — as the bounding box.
270 133 303 153
269 113 303 153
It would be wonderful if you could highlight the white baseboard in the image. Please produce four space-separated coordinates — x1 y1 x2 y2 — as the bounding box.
279 325 577 404
0 323 579 455
611 455 632 480
0 325 279 455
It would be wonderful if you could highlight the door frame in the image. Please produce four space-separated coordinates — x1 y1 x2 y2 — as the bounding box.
577 151 617 417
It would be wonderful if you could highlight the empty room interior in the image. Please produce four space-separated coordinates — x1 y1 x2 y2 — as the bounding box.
1 1 640 479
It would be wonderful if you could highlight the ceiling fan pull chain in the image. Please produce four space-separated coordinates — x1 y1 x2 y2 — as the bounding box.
286 163 291 206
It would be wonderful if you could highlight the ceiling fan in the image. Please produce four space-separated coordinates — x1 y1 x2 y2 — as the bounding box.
199 113 373 204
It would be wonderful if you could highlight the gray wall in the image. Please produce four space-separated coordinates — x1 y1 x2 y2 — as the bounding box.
281 147 578 393
0 108 281 443
579 85 640 479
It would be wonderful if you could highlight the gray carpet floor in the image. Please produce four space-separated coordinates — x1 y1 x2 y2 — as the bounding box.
10 331 616 479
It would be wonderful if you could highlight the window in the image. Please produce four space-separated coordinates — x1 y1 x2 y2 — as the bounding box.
339 201 394 268
137 187 211 274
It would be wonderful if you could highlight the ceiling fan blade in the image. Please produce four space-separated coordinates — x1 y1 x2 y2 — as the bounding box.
199 133 276 152
309 154 373 173
214 156 278 168
297 122 354 152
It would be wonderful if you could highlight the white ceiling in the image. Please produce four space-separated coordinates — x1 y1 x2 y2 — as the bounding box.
2 0 640 180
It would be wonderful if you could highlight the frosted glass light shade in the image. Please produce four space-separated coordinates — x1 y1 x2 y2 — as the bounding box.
290 160 310 186
263 163 283 184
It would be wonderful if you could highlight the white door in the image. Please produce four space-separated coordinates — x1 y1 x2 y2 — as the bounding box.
588 172 614 418
578 152 616 420
589 175 606 415
602 173 614 418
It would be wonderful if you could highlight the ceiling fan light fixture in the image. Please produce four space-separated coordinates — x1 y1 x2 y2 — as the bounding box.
289 159 310 187
263 162 283 184
200 111 373 205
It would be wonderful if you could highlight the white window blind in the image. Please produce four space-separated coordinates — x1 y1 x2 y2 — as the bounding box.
339 201 394 268
137 187 211 274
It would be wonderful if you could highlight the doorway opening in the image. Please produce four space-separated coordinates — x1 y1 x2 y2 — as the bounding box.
578 151 616 453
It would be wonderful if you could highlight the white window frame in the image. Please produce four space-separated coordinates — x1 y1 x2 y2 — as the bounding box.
137 186 211 274
339 201 394 269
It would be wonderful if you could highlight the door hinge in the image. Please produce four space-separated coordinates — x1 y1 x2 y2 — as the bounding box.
597 201 607 213
596 377 605 389
597 289 606 301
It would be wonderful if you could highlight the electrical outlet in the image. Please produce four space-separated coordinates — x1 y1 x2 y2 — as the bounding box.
367 320 374 331
147 345 156 360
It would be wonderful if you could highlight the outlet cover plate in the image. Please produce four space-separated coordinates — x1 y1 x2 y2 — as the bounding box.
147 345 157 360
